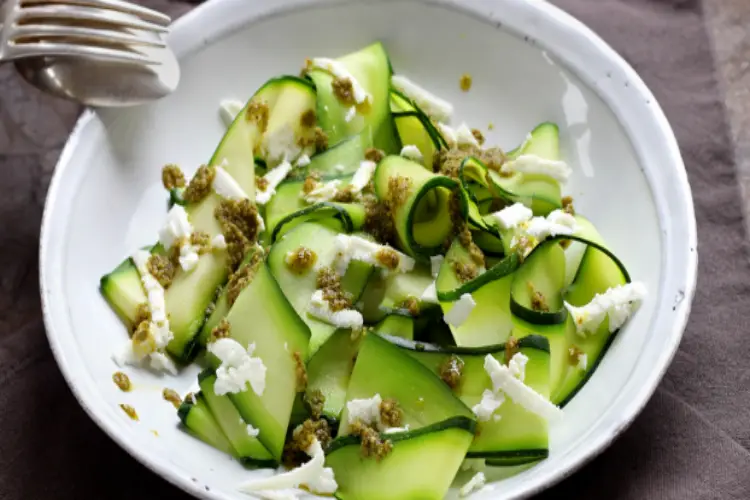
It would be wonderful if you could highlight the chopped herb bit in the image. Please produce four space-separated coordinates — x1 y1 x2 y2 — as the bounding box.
210 318 231 342
215 199 262 270
293 351 308 392
452 260 479 283
504 336 519 365
183 164 216 203
282 418 332 468
399 297 421 316
562 196 575 215
568 345 585 365
375 247 400 270
161 164 186 189
460 73 473 92
365 147 385 163
316 266 341 291
528 282 549 312
332 185 356 203
379 398 403 428
302 172 320 194
363 194 396 244
350 420 392 461
285 246 317 274
387 175 412 209
439 355 464 389
304 389 326 420
245 101 269 133
163 388 182 409
120 404 139 421
256 176 269 192
190 231 212 254
456 223 485 268
113 372 131 392
184 392 197 405
471 128 485 146
299 126 329 152
226 253 263 306
132 321 156 358
317 267 352 311
300 109 317 128
331 77 356 106
133 303 151 333
488 122 495 131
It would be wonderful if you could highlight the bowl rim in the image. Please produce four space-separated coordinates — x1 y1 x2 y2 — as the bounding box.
39 0 698 498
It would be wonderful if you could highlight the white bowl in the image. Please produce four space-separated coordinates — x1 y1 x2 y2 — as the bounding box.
39 0 698 498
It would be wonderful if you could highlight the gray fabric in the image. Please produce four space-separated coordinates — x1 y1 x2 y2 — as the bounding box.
1 0 747 498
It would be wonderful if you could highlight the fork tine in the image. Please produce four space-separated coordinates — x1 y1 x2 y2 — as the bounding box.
11 24 167 48
9 41 161 65
17 5 169 34
20 0 171 26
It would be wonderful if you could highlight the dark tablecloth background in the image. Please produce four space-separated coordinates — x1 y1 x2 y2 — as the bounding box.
1 0 748 498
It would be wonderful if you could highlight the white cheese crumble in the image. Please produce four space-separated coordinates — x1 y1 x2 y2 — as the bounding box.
178 240 201 273
239 439 337 495
246 424 260 437
420 282 438 304
459 472 486 497
488 202 533 231
263 124 302 167
219 99 244 127
577 352 588 371
508 209 578 257
148 351 178 375
400 144 423 163
158 204 192 249
311 57 370 105
213 165 249 200
508 352 529 382
211 234 227 250
295 154 311 168
564 282 647 336
303 179 342 203
444 293 476 328
207 338 267 396
501 154 572 184
437 122 457 146
471 389 505 422
483 355 563 421
430 255 444 278
256 160 293 205
308 290 364 329
333 234 415 276
346 393 382 427
390 74 454 123
455 123 480 148
350 160 377 193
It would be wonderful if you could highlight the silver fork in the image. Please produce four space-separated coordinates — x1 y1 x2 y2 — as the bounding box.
0 0 172 65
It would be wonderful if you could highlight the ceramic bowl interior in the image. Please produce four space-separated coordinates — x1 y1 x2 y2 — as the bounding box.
40 0 697 498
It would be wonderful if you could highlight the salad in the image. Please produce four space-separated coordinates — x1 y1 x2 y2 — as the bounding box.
101 42 646 499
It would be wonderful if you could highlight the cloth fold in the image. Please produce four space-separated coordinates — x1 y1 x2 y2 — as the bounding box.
1 0 748 498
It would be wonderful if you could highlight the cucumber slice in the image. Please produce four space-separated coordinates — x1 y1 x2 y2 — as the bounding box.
295 135 365 179
267 222 372 354
306 328 362 420
338 333 473 436
197 370 275 466
509 240 567 325
398 335 551 460
308 42 399 152
372 314 414 340
217 262 310 461
373 155 468 257
100 256 147 331
178 393 235 457
326 417 475 500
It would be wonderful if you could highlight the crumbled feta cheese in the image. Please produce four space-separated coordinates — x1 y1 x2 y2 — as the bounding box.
430 255 444 278
483 355 563 421
564 282 647 336
239 438 337 495
346 394 382 427
350 160 377 193
158 205 193 249
178 242 201 272
295 154 311 168
577 353 588 371
472 389 505 422
344 106 357 122
437 122 457 146
501 154 572 184
303 179 342 203
333 235 415 276
308 290 364 329
208 338 267 396
219 99 244 127
149 352 178 375
256 160 293 205
311 58 370 105
400 144 423 163
212 234 227 250
390 75 454 123
524 210 577 241
444 293 476 327
455 123 479 147
263 124 301 166
213 165 249 200
460 472 486 497
246 424 260 437
508 352 529 382
489 202 533 230
420 282 438 304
